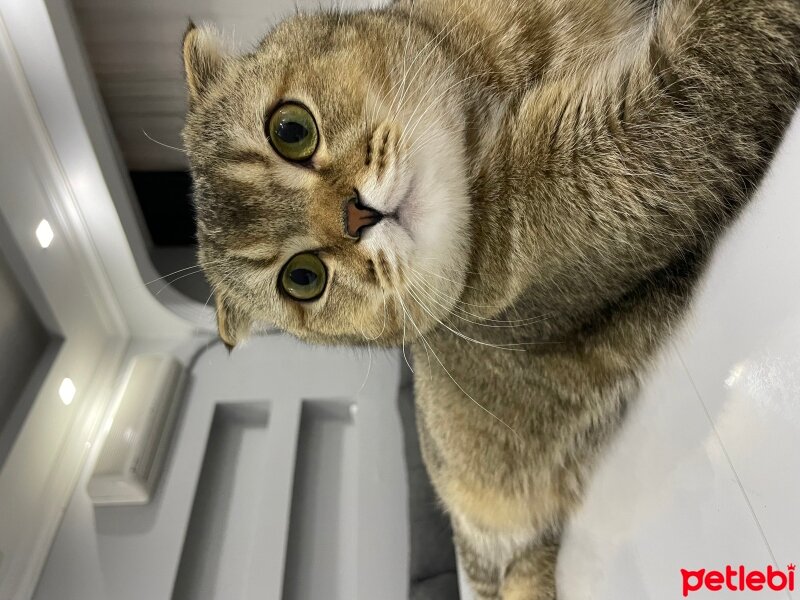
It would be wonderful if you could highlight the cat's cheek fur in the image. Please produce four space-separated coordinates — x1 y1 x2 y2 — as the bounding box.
359 120 472 338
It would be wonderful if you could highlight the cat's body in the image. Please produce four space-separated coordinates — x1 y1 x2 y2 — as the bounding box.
182 1 800 597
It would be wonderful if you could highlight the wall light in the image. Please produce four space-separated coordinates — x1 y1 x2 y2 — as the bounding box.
59 378 76 406
35 219 54 248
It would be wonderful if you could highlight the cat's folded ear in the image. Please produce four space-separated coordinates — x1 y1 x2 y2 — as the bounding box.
215 292 252 352
182 22 227 106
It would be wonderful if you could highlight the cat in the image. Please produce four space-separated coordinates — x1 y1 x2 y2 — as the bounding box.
181 1 800 597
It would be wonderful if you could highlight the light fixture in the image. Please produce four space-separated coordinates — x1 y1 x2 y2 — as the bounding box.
59 378 76 405
35 219 54 248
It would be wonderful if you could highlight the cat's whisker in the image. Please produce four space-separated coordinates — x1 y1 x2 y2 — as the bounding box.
359 291 388 342
408 270 553 326
142 130 186 154
403 281 529 351
362 55 385 136
415 255 485 277
399 46 484 144
381 0 430 127
143 265 204 287
407 277 524 329
408 264 481 292
202 289 216 311
397 3 526 141
142 257 229 288
400 310 414 375
396 0 418 113
395 291 520 439
357 342 373 396
190 289 219 337
380 0 476 132
403 75 502 156
406 278 554 347
154 267 213 295
387 0 471 123
382 8 415 127
403 72 489 146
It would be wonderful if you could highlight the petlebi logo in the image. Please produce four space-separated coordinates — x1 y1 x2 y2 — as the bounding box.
681 564 795 597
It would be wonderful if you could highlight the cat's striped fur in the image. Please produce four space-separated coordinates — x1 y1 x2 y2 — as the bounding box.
182 1 800 596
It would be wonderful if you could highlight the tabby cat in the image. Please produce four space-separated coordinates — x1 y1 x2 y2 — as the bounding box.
181 1 800 597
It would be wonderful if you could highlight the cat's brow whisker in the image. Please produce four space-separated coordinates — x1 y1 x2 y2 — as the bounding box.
154 268 213 295
142 130 187 154
143 266 203 287
142 257 229 287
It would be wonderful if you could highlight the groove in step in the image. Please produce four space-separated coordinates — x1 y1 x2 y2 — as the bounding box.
282 401 357 600
172 402 270 600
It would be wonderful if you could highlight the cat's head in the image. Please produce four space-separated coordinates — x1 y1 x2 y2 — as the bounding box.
181 14 473 348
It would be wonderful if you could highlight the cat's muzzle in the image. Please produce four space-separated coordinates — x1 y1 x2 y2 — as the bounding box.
343 194 383 239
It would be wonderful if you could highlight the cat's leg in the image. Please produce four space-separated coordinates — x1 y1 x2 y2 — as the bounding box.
453 527 501 600
498 535 561 600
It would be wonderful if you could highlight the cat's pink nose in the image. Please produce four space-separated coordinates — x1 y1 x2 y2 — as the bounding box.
344 197 383 238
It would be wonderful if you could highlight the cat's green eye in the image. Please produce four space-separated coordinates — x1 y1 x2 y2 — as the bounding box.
267 102 319 162
280 253 327 301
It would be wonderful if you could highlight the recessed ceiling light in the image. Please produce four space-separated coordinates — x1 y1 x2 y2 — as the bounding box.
35 219 54 248
59 378 76 406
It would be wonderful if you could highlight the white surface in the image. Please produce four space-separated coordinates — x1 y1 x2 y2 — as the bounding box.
88 354 186 505
0 12 130 599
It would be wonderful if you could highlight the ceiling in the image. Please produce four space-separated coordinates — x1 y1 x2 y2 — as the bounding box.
70 0 375 171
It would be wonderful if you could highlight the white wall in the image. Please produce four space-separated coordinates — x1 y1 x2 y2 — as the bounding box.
0 250 49 434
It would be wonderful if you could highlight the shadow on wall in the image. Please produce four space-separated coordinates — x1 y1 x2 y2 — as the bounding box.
0 229 60 466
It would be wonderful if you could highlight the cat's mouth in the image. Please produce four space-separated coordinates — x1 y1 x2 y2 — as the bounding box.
387 177 417 238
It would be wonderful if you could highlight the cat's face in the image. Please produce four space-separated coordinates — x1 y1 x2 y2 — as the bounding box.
182 14 472 348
